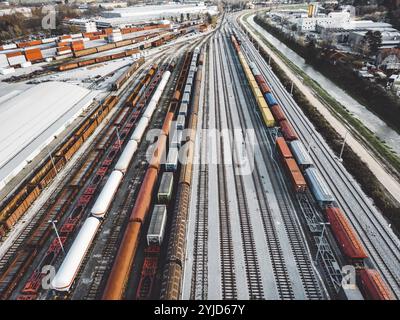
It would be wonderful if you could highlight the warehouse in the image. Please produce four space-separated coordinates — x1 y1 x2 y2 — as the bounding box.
0 82 98 190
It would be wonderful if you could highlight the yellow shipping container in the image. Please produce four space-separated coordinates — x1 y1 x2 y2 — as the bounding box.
260 106 275 127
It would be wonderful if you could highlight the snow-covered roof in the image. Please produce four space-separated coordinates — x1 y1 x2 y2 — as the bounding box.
0 81 97 190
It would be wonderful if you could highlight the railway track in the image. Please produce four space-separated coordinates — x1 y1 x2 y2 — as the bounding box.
237 25 400 299
222 24 324 299
210 37 237 300
190 48 209 300
215 34 265 299
0 59 158 299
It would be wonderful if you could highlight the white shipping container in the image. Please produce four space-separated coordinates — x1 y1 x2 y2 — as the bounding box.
57 49 72 56
8 55 26 66
2 43 17 50
71 33 83 39
21 61 32 68
41 37 58 44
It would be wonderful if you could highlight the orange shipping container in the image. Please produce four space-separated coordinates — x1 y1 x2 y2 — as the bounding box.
284 158 307 192
24 48 43 61
6 51 22 58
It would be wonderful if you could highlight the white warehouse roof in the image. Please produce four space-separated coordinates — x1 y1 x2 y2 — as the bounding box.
0 82 98 190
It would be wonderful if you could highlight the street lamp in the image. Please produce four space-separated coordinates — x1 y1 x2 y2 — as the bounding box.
338 131 348 162
49 220 65 255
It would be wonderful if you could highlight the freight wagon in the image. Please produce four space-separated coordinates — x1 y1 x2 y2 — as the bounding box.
176 115 186 130
157 172 174 203
290 140 313 169
166 147 179 171
325 207 368 261
305 167 335 207
147 205 167 246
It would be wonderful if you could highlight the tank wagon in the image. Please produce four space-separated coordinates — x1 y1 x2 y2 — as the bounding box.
51 66 172 293
102 51 194 300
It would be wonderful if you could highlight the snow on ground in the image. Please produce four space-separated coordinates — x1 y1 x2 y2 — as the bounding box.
0 81 99 190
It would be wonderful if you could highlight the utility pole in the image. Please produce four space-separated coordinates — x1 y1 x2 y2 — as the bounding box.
338 131 348 162
47 147 58 176
290 81 294 95
49 220 65 255
315 222 330 264
268 54 271 65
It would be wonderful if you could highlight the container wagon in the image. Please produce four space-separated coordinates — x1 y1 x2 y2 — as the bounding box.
305 167 335 207
176 115 186 130
147 205 167 246
165 147 179 171
157 172 174 203
290 140 313 169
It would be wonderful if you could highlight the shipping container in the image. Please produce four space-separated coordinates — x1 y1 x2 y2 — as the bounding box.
305 167 335 207
264 92 278 107
276 137 292 159
284 158 307 192
157 172 174 203
147 205 167 246
179 103 188 116
290 140 313 168
176 115 186 130
165 147 179 171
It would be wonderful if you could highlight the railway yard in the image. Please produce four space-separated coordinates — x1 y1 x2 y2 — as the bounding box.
0 10 399 301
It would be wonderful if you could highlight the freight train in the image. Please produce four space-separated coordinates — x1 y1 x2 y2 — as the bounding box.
0 56 148 240
58 31 180 73
58 48 141 72
231 33 394 300
51 66 172 292
102 48 201 300
0 95 119 239
160 47 202 300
